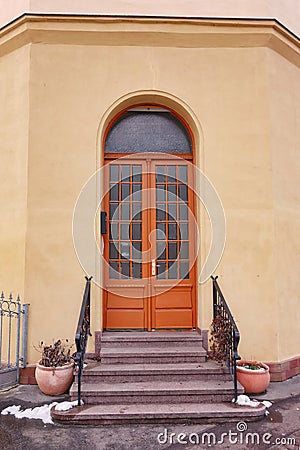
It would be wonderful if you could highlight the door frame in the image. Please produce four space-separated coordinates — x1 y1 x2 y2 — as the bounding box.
101 152 198 331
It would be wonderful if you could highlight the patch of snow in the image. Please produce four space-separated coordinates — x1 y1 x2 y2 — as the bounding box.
1 405 21 416
83 363 88 368
1 399 84 424
233 395 273 410
54 400 83 411
1 402 58 424
233 395 260 407
262 400 272 408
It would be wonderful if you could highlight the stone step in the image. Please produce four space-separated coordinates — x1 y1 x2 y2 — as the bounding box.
80 360 232 383
70 379 243 404
101 331 203 348
100 346 207 364
51 401 266 425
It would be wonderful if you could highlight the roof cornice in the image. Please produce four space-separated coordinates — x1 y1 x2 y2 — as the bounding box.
0 14 299 67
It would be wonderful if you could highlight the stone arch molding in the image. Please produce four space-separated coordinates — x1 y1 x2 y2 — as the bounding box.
97 90 203 160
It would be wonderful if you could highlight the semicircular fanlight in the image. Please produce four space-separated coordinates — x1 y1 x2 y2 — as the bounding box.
105 110 192 154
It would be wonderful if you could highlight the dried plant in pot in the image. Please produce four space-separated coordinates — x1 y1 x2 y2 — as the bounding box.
236 360 270 394
209 314 230 364
35 339 75 396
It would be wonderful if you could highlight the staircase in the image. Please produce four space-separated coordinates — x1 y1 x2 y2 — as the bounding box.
52 331 266 424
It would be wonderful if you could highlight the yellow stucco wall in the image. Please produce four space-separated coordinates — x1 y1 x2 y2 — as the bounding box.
267 50 300 361
0 45 30 297
0 16 299 364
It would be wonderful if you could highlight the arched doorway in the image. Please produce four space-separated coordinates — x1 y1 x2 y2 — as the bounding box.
102 106 198 330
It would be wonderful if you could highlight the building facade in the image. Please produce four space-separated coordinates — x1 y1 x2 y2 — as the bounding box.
0 1 299 381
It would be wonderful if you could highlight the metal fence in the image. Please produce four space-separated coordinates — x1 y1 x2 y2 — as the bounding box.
0 292 29 388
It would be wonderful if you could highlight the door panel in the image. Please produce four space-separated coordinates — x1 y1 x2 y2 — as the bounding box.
104 160 148 329
103 156 196 330
106 308 145 329
155 287 193 308
154 309 194 329
150 161 196 329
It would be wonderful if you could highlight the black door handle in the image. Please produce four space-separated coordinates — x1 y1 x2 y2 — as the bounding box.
101 211 107 234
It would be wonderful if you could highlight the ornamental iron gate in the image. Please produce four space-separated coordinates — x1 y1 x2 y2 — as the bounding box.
0 292 29 388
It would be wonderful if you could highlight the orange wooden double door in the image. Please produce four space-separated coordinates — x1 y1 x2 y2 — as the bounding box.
102 155 197 330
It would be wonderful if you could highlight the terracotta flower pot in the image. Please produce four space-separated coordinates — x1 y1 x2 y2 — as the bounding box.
35 362 74 396
237 360 270 394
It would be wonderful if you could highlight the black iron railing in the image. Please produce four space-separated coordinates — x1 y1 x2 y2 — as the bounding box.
74 276 92 406
211 276 241 401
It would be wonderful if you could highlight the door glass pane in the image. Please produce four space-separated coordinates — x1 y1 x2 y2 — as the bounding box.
109 223 118 240
121 262 130 279
121 184 130 200
168 204 177 220
120 242 130 259
168 261 178 279
168 242 178 259
156 223 166 239
120 223 130 240
132 223 141 240
156 186 166 201
178 184 188 202
179 204 188 220
156 205 166 221
167 184 177 201
109 202 118 220
179 242 189 259
110 165 119 182
132 183 142 201
180 261 189 279
132 165 142 182
121 203 130 220
168 223 178 240
121 165 130 182
109 184 119 201
109 261 119 279
109 242 119 259
157 241 166 260
157 262 166 279
167 165 176 181
178 166 187 183
156 166 166 183
132 263 142 279
132 202 142 220
132 241 142 260
179 223 189 240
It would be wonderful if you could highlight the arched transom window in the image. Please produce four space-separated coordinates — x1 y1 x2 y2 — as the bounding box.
105 107 192 154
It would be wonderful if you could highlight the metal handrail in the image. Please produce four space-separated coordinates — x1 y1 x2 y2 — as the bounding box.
211 276 241 401
74 276 92 406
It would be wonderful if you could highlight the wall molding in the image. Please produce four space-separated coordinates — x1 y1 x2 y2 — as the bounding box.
0 14 299 67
